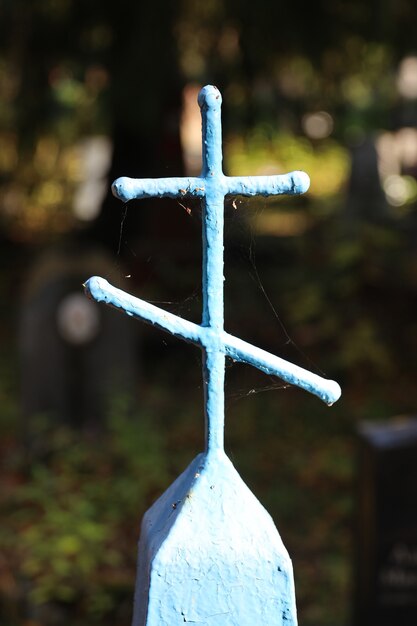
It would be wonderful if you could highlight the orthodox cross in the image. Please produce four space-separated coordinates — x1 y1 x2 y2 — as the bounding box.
85 85 340 452
84 85 341 625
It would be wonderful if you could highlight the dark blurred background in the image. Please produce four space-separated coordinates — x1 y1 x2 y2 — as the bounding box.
1 1 417 624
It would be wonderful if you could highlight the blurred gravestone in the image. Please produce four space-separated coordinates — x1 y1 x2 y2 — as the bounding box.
19 244 137 429
346 137 389 221
354 418 417 626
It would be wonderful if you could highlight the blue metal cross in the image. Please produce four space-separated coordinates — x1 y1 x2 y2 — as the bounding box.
84 85 341 625
85 85 340 454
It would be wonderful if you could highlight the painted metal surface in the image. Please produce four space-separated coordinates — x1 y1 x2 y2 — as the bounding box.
87 276 340 406
84 85 341 625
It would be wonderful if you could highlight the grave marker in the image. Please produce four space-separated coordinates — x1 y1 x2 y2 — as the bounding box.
85 85 341 625
355 418 417 626
20 246 137 429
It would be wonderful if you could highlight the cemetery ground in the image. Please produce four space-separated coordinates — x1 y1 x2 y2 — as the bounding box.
1 203 417 626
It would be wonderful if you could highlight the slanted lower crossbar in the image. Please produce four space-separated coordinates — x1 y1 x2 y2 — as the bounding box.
85 276 341 408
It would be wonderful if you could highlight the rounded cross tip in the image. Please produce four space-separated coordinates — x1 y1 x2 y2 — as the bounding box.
292 170 310 194
112 176 132 202
84 276 107 299
198 85 222 110
325 380 342 406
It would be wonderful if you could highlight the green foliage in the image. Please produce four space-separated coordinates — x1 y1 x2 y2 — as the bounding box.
226 389 354 626
227 130 350 201
0 403 170 624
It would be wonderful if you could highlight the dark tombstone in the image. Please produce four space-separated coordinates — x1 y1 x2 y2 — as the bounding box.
19 244 137 430
354 418 417 626
346 137 389 222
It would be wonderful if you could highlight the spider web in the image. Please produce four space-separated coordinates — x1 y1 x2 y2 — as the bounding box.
115 196 327 404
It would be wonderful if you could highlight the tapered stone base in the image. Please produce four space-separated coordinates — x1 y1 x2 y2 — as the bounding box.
132 449 297 625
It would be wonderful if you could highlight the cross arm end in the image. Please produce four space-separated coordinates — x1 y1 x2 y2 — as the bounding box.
198 85 222 110
84 275 110 303
112 176 206 202
84 276 204 348
112 177 137 202
223 332 341 406
226 171 310 198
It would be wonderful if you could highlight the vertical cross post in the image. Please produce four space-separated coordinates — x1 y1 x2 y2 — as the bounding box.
199 88 226 454
85 85 341 625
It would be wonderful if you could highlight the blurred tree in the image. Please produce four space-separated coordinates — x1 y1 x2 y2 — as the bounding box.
0 0 185 247
1 0 417 244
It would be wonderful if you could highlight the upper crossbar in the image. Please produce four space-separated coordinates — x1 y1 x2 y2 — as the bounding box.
111 172 310 203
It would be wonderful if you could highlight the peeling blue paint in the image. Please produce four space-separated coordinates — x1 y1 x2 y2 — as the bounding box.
133 451 297 625
84 85 341 625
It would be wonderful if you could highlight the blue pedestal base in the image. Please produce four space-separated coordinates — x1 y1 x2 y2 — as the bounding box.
132 450 297 625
